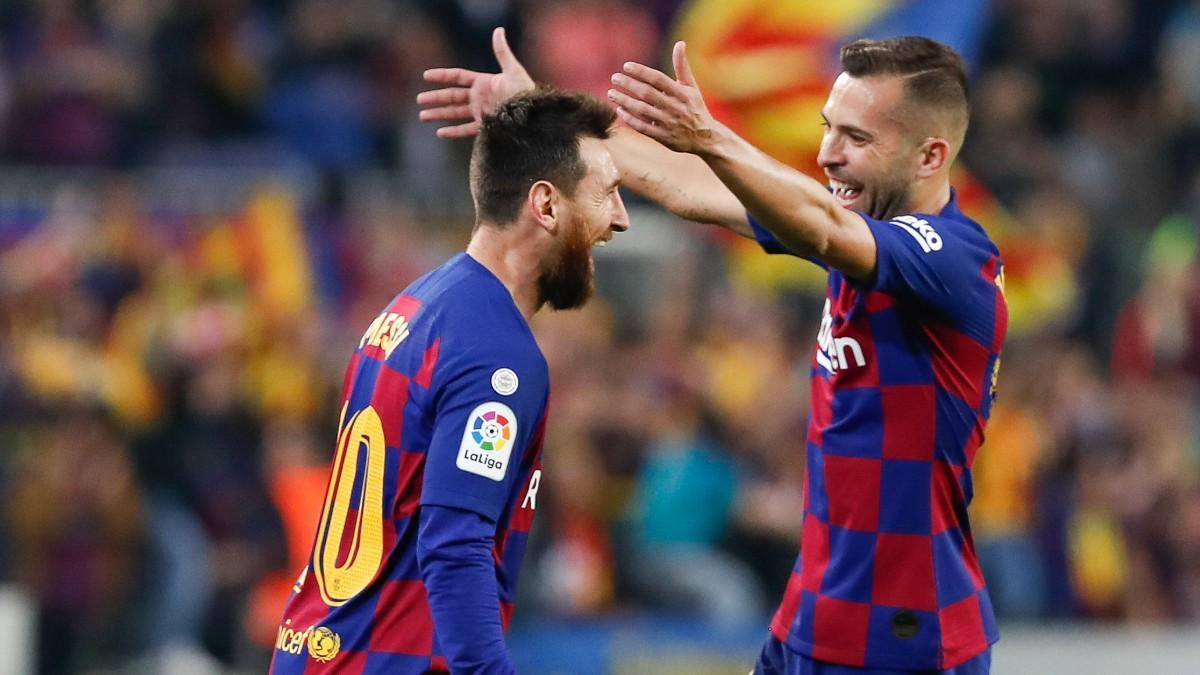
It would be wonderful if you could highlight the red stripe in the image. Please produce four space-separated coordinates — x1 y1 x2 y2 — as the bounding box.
938 593 988 668
963 424 984 468
979 255 998 282
926 323 991 409
979 255 1008 352
371 365 410 448
770 571 805 639
807 374 833 445
864 290 894 312
386 294 423 317
812 597 870 666
931 460 962 535
393 450 424 518
872 534 937 611
496 412 549 558
334 507 359 568
881 384 937 460
368 580 433 654
341 352 362 401
799 514 829 593
415 338 441 389
279 584 332 642
500 601 514 631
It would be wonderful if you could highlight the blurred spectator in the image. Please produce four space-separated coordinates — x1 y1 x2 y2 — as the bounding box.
6 407 143 674
972 355 1050 619
626 378 765 624
523 0 659 102
1111 206 1200 383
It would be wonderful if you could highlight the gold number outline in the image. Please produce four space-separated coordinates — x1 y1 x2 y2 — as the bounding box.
312 403 387 605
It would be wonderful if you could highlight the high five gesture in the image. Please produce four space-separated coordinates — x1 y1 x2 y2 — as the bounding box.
417 27 534 138
607 41 724 157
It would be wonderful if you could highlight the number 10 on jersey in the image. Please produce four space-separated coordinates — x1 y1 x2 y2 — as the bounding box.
313 403 387 606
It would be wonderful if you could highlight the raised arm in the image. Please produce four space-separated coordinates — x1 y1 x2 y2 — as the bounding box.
417 28 751 237
609 42 877 280
605 125 750 236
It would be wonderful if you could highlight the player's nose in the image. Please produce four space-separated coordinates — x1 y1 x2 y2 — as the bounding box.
610 190 630 233
817 134 844 169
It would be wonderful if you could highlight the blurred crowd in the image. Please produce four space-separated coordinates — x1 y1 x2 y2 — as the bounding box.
1 0 1200 673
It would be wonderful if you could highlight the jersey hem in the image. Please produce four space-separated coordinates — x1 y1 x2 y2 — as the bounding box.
774 629 996 672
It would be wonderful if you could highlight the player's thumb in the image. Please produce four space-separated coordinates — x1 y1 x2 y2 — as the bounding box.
493 27 522 73
673 41 697 87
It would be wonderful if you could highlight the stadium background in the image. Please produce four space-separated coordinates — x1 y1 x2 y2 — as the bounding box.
0 0 1198 673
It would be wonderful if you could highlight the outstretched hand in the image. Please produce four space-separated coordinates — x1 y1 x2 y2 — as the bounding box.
417 27 535 138
608 41 722 155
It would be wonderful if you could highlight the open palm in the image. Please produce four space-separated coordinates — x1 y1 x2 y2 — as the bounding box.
417 27 535 138
607 41 719 155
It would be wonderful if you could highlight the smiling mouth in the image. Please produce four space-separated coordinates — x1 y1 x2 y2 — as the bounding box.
830 180 861 207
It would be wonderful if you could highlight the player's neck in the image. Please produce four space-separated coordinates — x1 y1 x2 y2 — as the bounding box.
466 225 544 320
910 179 952 215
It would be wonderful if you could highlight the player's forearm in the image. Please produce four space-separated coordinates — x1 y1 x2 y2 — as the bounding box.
607 126 752 237
698 123 846 258
418 505 516 675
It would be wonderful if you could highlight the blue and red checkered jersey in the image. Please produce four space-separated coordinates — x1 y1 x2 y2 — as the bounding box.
749 189 1007 670
269 252 549 674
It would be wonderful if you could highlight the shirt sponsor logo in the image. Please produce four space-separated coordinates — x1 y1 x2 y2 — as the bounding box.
457 401 517 481
359 311 411 359
491 368 519 395
275 621 313 657
890 215 943 253
816 298 866 372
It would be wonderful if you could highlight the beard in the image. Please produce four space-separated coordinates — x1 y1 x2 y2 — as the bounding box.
861 162 917 220
537 215 594 311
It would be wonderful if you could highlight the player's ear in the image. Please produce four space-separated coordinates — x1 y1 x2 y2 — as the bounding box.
528 180 560 233
916 136 950 179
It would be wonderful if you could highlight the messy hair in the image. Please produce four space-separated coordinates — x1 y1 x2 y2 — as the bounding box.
471 87 616 225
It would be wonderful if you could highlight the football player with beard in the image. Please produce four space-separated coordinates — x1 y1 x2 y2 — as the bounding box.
420 29 1005 675
270 88 628 675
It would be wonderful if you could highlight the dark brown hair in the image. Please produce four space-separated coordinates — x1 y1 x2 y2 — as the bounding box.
471 87 616 225
840 37 970 140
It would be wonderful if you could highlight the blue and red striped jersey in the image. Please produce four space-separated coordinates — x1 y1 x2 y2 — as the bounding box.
270 253 549 674
750 190 1007 670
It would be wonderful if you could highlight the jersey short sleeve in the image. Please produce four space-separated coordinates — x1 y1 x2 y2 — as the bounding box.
748 212 794 255
861 213 992 320
420 342 548 524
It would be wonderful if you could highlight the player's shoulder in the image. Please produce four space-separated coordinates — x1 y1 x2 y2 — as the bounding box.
410 254 546 373
932 192 999 250
875 200 999 268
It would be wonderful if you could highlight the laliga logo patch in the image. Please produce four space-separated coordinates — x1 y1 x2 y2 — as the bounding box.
457 401 517 481
491 367 519 395
307 626 340 662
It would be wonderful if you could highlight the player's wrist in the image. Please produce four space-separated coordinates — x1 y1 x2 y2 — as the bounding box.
695 119 736 162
